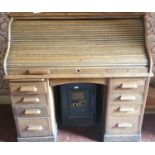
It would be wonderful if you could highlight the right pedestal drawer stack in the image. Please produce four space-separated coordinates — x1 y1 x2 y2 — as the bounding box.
104 78 147 142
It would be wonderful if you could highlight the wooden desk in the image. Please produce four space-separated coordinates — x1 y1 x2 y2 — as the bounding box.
3 13 152 142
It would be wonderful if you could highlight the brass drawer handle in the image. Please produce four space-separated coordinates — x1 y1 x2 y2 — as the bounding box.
118 107 134 112
24 109 41 115
120 95 136 101
27 69 50 75
22 97 40 103
117 123 133 128
121 83 138 89
27 125 43 131
19 86 37 93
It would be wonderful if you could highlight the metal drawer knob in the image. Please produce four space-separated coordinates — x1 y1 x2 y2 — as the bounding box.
120 95 136 101
118 107 134 112
27 125 43 131
24 109 41 115
19 86 37 93
121 83 138 89
117 123 133 128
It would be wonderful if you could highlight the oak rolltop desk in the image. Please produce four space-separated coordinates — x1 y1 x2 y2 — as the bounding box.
3 13 153 142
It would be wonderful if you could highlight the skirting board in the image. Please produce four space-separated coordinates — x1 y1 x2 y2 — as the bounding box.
104 134 141 142
17 136 57 142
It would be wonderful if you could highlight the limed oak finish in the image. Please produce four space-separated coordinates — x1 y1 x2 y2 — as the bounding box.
3 13 153 142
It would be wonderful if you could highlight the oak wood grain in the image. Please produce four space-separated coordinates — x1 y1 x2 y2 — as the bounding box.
8 12 145 19
5 18 149 77
9 82 47 95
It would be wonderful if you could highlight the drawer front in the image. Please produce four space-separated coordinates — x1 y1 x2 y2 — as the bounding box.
13 107 49 117
8 67 148 77
106 116 139 134
109 104 141 116
11 95 47 106
111 93 144 104
111 78 145 92
10 82 47 95
16 117 51 137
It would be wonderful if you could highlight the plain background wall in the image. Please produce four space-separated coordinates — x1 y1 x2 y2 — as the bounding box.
0 96 10 104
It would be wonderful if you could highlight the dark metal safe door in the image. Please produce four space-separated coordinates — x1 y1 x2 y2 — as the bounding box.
60 83 96 126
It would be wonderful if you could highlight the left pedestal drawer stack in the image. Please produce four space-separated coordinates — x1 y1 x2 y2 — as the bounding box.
9 79 57 142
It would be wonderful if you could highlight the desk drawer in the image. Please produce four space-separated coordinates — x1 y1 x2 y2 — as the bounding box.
109 104 141 116
11 95 47 106
16 117 51 137
111 78 145 92
10 82 47 95
13 107 49 117
111 93 144 104
107 116 139 134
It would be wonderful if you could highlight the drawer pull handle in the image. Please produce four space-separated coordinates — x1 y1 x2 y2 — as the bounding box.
120 95 136 101
27 125 43 131
19 86 37 93
121 83 138 89
22 97 40 103
24 109 41 115
117 123 133 128
27 69 50 75
119 107 134 112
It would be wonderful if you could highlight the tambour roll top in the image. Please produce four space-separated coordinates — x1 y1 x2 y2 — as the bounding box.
5 16 151 78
